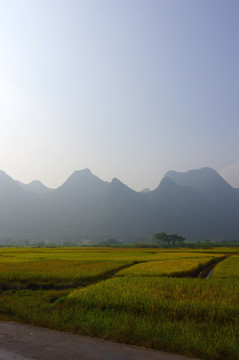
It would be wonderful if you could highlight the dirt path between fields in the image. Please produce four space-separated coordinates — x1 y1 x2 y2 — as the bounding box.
0 321 200 360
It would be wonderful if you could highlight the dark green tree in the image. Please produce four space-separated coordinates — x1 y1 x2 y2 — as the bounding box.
153 233 186 248
168 234 185 247
152 232 168 247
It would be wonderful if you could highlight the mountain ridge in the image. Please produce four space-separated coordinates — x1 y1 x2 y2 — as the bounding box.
165 167 233 193
16 180 52 194
0 167 238 243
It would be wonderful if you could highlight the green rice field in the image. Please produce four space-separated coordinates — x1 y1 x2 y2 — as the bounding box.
0 247 238 360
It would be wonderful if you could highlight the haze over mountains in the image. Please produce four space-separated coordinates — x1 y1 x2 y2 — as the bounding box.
220 162 239 188
0 167 238 244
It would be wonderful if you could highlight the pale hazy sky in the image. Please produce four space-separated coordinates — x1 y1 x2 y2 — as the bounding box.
0 0 239 190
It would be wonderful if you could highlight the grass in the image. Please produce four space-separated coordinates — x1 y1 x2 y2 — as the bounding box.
0 247 238 360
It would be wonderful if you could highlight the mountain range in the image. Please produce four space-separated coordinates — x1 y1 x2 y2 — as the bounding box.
0 167 238 244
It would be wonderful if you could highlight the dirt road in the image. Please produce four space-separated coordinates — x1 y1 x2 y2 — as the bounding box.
0 321 199 360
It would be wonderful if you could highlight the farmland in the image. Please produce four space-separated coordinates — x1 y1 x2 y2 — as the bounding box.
0 247 238 360
212 255 239 279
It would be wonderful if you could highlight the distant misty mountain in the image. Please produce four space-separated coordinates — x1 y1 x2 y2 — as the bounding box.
16 180 52 194
165 167 233 196
0 167 239 243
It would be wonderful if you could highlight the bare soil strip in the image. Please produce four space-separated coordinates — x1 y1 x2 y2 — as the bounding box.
0 321 199 360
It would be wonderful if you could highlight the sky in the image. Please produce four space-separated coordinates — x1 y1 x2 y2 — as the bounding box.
0 0 239 191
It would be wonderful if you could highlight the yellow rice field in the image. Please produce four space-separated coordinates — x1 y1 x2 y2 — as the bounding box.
212 255 239 278
116 257 220 277
0 247 238 360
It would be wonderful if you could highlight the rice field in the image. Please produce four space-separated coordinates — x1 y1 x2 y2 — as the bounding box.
0 247 238 360
0 260 133 289
0 246 225 262
212 255 239 279
68 275 239 335
116 256 221 277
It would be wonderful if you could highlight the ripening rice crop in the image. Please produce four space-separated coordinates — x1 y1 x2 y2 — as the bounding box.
0 247 238 360
0 247 222 263
212 256 239 279
68 275 239 320
116 257 218 277
0 260 132 288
